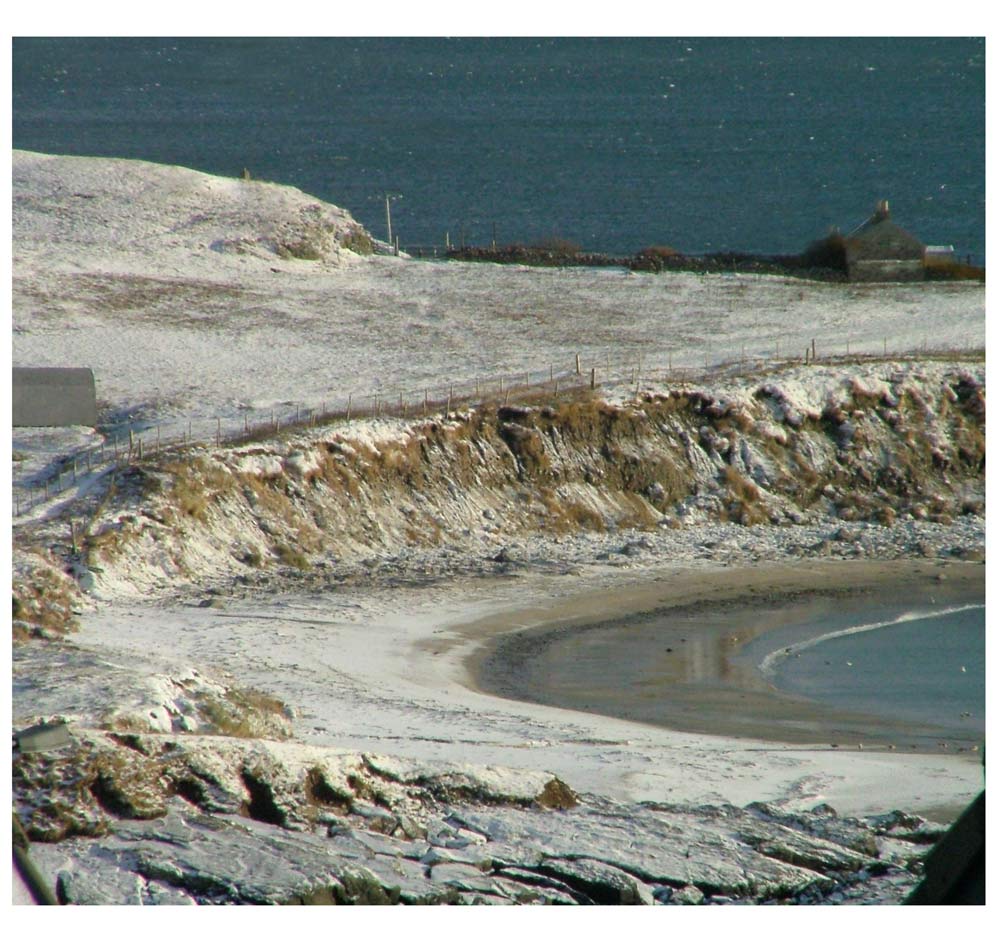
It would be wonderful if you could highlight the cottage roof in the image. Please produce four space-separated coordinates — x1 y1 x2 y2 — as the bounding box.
844 200 924 261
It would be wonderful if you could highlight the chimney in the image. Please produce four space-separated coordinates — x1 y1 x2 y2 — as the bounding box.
875 199 890 219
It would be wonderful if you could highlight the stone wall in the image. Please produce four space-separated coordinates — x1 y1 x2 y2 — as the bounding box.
848 260 925 282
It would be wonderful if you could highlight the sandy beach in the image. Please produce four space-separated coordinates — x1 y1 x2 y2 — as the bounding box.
467 558 985 756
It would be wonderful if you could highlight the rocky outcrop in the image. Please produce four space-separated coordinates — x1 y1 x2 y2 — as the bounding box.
15 727 939 905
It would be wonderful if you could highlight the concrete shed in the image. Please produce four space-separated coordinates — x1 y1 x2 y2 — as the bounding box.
12 367 98 427
844 200 926 282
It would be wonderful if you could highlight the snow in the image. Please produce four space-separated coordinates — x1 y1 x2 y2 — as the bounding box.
12 150 983 456
9 152 988 901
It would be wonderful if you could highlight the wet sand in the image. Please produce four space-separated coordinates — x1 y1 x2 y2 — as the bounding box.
460 558 985 754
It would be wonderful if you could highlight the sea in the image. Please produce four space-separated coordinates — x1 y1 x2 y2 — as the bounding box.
12 36 986 262
478 582 986 750
755 604 985 735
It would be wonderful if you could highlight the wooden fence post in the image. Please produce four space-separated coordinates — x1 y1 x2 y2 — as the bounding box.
575 353 581 375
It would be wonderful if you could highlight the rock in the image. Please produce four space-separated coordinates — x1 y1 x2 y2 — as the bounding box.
538 857 656 905
672 884 705 905
646 482 666 502
15 731 938 907
492 546 520 564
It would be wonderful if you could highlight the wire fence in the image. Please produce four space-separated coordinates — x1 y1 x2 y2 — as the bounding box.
11 339 983 521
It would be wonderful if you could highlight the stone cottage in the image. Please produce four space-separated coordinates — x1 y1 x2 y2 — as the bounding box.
843 200 926 282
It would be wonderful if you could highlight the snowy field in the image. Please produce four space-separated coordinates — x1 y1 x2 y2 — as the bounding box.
12 150 985 452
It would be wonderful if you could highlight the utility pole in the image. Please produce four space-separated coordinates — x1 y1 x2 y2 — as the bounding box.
383 192 402 247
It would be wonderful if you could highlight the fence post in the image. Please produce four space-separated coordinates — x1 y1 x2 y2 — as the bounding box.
347 394 352 421
590 367 596 390
811 338 816 362
575 353 581 375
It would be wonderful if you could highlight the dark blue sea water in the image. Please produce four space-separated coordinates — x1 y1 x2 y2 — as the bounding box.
765 604 985 735
12 37 985 261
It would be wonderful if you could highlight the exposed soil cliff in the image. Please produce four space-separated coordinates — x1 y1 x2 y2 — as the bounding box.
13 358 983 627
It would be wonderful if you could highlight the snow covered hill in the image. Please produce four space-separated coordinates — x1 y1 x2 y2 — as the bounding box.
13 149 378 280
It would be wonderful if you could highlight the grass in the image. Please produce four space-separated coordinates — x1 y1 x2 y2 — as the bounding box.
198 686 291 739
164 459 235 522
339 229 374 256
274 542 312 571
12 557 82 640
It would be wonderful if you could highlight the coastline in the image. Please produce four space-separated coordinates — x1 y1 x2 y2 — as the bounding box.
459 558 985 755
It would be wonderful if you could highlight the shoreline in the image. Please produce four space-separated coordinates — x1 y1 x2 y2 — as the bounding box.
458 558 985 756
